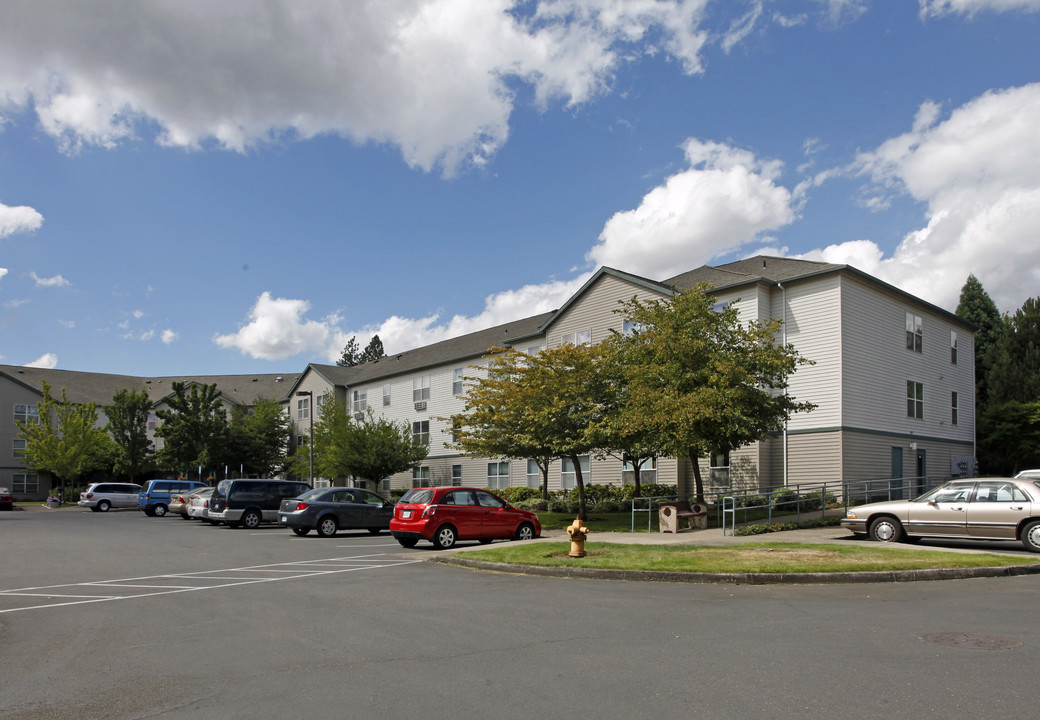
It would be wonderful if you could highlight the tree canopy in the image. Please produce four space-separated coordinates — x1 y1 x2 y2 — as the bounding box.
106 387 155 481
956 274 1003 410
337 335 386 367
154 381 228 478
608 284 814 502
227 397 292 478
17 381 114 486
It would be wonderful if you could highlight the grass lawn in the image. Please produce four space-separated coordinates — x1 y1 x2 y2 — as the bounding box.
462 541 1038 574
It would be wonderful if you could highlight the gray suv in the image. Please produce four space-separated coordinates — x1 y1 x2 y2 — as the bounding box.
78 483 143 512
208 479 310 529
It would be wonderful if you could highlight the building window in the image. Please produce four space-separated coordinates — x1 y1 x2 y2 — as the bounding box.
950 331 958 365
527 344 542 355
487 461 510 490
413 375 430 403
951 392 959 426
561 329 591 346
709 451 730 488
451 465 462 486
452 368 464 396
13 438 26 458
907 381 924 419
412 420 429 444
296 435 307 447
352 389 367 414
412 466 430 487
13 473 39 494
526 459 541 489
297 397 310 421
906 312 923 353
623 455 657 484
561 455 589 490
383 383 391 407
13 404 39 424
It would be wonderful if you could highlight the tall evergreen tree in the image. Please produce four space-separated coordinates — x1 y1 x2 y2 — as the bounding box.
336 336 361 367
106 387 155 481
955 274 1003 409
360 335 385 363
154 382 228 478
987 297 1040 406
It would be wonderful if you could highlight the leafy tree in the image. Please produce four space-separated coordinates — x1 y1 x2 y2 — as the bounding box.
955 274 1003 409
106 387 155 481
154 382 228 478
17 381 115 488
611 284 814 503
986 297 1040 406
447 350 559 500
337 335 386 367
227 397 291 478
451 344 611 519
977 400 1040 475
339 413 429 489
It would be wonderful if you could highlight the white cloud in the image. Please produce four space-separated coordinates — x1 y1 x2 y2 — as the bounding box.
586 138 797 279
58 319 75 329
920 0 1040 18
161 329 178 345
30 271 70 288
4 298 28 309
25 353 57 369
0 268 7 281
0 0 711 174
799 83 1040 313
0 201 44 238
215 275 588 362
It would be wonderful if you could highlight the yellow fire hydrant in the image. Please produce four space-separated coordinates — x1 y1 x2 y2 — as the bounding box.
567 517 590 558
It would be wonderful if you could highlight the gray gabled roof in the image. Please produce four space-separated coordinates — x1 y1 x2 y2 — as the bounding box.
0 365 297 407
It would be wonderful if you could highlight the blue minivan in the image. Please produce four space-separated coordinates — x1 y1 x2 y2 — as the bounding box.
139 479 210 517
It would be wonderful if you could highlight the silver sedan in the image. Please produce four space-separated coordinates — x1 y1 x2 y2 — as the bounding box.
842 478 1040 552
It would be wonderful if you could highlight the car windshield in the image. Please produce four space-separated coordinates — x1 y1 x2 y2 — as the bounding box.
400 488 434 504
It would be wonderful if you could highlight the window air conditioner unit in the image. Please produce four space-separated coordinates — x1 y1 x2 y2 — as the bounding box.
414 401 427 411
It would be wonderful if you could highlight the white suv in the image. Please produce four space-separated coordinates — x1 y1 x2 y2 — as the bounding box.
78 482 143 512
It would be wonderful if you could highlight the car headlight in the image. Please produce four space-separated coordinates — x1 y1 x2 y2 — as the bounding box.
846 512 857 519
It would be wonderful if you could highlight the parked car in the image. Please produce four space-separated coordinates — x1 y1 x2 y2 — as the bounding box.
390 486 541 549
187 488 217 523
209 479 311 529
0 486 12 511
841 477 1040 552
1015 470 1040 480
171 487 213 520
138 479 210 517
78 482 143 512
279 487 394 537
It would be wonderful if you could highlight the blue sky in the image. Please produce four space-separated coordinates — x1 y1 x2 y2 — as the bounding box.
1 0 1039 377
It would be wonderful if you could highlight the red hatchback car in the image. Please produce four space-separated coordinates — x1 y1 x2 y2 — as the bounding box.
390 486 541 549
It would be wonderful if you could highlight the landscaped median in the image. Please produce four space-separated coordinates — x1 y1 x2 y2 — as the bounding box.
432 542 1040 585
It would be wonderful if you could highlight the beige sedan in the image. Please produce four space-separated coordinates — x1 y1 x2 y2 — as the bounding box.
842 478 1040 552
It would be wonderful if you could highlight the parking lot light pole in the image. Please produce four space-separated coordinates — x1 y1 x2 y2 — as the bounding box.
295 391 314 487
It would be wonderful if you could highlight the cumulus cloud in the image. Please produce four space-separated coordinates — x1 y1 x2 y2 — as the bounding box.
25 353 58 369
919 0 1040 18
797 83 1040 313
29 271 70 288
0 0 711 174
0 201 44 238
586 138 797 279
0 268 7 281
161 329 178 345
214 275 588 362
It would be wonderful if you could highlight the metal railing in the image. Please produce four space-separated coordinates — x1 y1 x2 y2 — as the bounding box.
632 475 952 534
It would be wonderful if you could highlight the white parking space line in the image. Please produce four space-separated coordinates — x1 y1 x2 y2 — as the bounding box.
0 554 421 615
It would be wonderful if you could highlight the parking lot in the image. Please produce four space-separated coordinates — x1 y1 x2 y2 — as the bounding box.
3 506 1040 720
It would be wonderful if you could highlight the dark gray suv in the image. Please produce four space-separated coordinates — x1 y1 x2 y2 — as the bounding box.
208 479 310 529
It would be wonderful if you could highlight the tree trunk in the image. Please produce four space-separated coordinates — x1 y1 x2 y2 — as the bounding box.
541 463 550 501
571 454 588 521
688 452 706 505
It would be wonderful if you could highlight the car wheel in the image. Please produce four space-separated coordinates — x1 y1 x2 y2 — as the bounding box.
227 521 240 529
433 524 457 550
868 516 904 543
97 499 111 512
153 504 167 517
317 517 338 538
180 511 193 520
144 507 156 517
90 506 100 513
396 537 419 548
1020 520 1040 553
514 522 536 541
242 510 262 529
292 527 310 536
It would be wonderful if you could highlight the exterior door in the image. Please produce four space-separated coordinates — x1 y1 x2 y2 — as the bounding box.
890 447 904 500
966 481 1030 540
907 481 971 536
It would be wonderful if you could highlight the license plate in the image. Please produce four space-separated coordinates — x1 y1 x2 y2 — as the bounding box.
402 510 412 519
280 517 287 523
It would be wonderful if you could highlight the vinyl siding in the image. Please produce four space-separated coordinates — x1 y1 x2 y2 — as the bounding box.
546 272 669 347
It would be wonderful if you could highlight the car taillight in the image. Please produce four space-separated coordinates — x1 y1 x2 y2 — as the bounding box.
86 492 94 499
295 502 308 511
421 505 438 519
203 500 209 508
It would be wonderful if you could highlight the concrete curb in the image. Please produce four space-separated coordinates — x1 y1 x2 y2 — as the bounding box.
431 555 1040 585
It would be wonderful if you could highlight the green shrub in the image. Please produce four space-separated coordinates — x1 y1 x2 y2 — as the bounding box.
515 498 549 512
